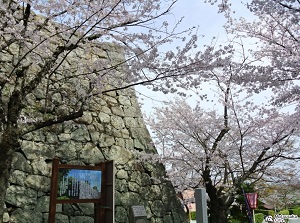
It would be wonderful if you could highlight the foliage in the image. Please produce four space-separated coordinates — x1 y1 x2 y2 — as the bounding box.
145 1 300 221
229 183 256 222
228 206 246 223
219 0 300 109
190 211 196 220
228 218 242 223
278 209 289 215
256 178 300 210
146 65 300 222
290 207 300 217
255 213 265 223
256 209 275 217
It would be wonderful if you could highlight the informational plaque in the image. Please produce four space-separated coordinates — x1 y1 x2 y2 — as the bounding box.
130 205 147 223
57 169 102 200
131 206 147 217
48 158 114 223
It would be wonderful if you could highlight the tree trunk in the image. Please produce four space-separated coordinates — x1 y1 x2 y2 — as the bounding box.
0 131 19 223
208 196 228 223
0 152 14 223
203 169 230 223
0 164 12 223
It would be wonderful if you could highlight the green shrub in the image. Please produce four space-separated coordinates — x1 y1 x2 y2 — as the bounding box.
190 211 196 220
278 209 289 215
255 213 264 223
256 209 275 216
228 219 242 223
290 208 300 217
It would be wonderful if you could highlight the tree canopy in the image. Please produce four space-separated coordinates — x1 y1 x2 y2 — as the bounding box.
145 72 300 222
144 1 300 222
223 0 300 107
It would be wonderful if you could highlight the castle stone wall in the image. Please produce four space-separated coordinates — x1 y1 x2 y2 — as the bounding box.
4 44 188 223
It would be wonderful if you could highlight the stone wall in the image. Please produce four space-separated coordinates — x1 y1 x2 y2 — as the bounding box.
4 44 188 223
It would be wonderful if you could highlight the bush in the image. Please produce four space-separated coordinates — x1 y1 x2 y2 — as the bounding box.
290 207 300 217
190 211 196 220
228 219 242 223
278 209 289 215
256 209 275 216
229 205 248 222
255 213 264 223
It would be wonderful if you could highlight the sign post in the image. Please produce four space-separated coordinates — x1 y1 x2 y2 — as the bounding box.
48 158 114 223
195 188 208 223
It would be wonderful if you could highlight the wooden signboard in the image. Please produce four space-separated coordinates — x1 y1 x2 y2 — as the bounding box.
48 158 114 223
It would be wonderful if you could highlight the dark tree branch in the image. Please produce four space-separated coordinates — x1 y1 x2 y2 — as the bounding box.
21 108 84 136
278 2 300 13
245 129 295 178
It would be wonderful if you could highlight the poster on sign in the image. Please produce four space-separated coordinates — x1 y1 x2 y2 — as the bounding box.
57 169 102 200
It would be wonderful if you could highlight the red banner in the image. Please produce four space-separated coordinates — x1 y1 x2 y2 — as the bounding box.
245 193 258 209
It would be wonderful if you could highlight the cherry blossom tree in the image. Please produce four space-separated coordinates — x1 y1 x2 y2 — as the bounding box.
256 169 300 210
141 1 300 222
145 61 300 223
0 0 229 221
215 0 300 108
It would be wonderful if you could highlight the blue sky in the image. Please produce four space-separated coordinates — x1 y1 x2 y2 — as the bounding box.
135 0 257 114
167 1 227 39
68 169 102 190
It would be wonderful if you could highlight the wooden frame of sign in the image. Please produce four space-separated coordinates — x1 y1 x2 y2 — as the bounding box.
48 158 114 223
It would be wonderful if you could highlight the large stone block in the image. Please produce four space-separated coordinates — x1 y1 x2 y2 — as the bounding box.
11 152 32 172
6 185 37 208
70 216 94 223
24 175 51 192
10 209 43 223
